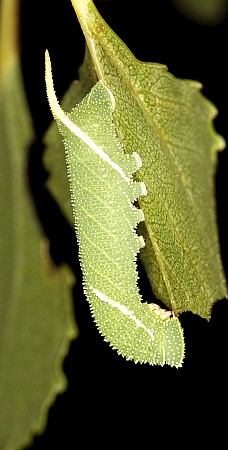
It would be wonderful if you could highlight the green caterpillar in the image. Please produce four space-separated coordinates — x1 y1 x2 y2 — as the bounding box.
45 51 184 367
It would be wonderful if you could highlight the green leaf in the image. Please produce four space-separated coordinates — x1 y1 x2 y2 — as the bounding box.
172 0 228 26
71 0 227 319
45 53 185 367
43 46 97 225
0 1 77 448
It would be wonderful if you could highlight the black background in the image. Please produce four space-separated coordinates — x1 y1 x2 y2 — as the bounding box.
20 0 228 446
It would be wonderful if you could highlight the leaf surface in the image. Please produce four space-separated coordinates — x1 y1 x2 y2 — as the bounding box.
0 1 77 448
45 53 185 367
71 0 227 319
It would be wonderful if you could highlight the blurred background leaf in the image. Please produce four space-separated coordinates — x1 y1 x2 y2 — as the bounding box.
0 0 78 448
172 0 228 26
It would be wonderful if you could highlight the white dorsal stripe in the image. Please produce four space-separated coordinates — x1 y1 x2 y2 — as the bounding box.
90 286 154 339
45 50 130 182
